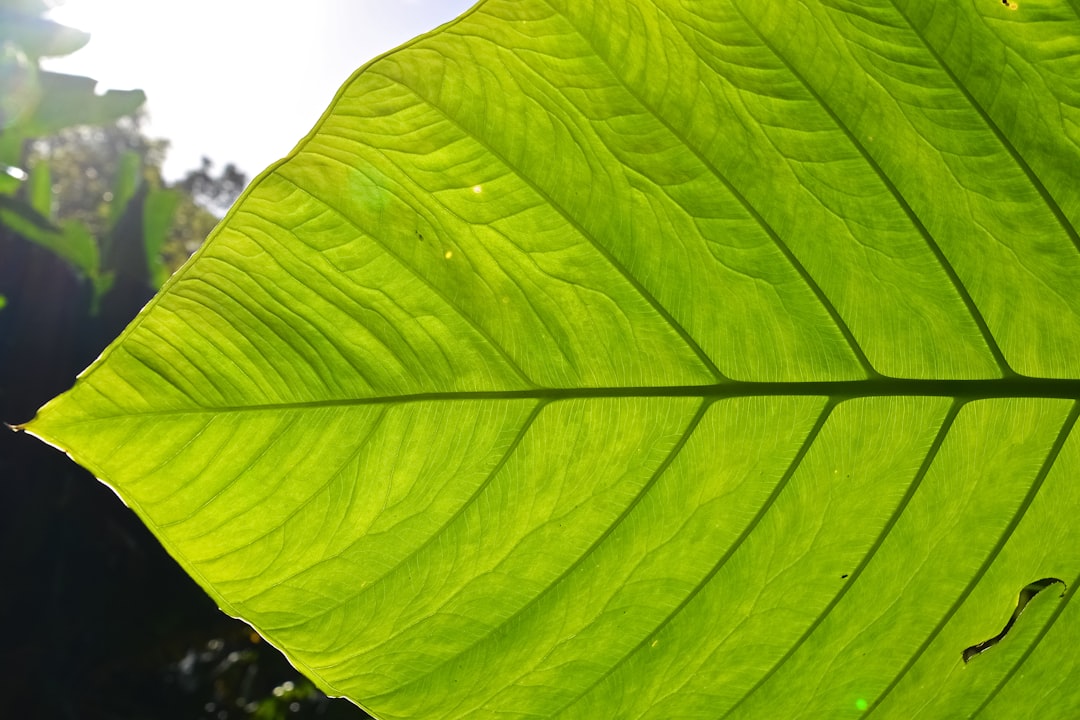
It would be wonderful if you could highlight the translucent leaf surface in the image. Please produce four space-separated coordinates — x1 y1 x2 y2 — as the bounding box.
25 1 1080 718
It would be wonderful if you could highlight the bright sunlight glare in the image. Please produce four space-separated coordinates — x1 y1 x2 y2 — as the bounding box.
44 0 475 180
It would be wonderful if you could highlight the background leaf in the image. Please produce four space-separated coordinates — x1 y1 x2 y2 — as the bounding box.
24 1 1080 718
0 6 90 59
26 72 145 136
0 201 99 278
142 187 181 287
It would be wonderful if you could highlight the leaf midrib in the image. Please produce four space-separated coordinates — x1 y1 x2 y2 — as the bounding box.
57 377 1080 422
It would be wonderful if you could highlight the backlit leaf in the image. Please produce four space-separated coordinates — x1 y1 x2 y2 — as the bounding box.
25 1 1080 718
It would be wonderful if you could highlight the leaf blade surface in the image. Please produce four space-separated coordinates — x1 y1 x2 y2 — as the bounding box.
25 1 1080 718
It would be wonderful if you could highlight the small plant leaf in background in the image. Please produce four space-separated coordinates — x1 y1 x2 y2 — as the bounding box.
0 5 90 60
142 187 181 287
26 72 145 136
0 195 99 279
25 155 50 215
106 149 142 233
22 1 1080 718
1 1 150 308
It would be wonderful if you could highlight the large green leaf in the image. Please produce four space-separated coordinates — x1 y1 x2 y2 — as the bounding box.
23 0 1080 717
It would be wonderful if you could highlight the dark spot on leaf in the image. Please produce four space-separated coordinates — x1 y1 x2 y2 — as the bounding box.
841 574 849 579
962 578 1065 663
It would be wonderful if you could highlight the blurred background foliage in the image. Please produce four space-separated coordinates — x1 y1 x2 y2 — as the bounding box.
1 1 370 717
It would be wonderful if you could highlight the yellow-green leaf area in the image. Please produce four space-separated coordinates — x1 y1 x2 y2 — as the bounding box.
24 1 1080 718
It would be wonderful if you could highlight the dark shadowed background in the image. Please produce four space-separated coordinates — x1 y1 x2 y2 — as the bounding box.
1 3 373 716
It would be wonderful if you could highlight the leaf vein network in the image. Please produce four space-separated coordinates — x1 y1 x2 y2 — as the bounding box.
365 398 714 714
885 0 1080 254
274 172 537 388
268 401 547 634
862 401 1080 717
548 399 837 717
724 0 1014 377
375 63 729 383
715 400 961 719
542 0 880 378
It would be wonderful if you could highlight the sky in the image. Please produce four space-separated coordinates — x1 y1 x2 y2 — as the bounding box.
44 0 477 181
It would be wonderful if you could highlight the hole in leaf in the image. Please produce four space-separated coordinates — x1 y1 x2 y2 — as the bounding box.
962 577 1065 663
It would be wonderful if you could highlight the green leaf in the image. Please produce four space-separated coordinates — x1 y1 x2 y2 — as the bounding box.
98 149 145 278
141 187 181 287
1 209 98 277
26 157 50 217
0 192 55 232
20 71 145 136
23 1 1080 718
106 149 141 233
0 165 22 194
0 160 113 306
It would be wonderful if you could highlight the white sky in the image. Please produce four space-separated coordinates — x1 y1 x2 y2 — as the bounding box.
44 0 477 181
